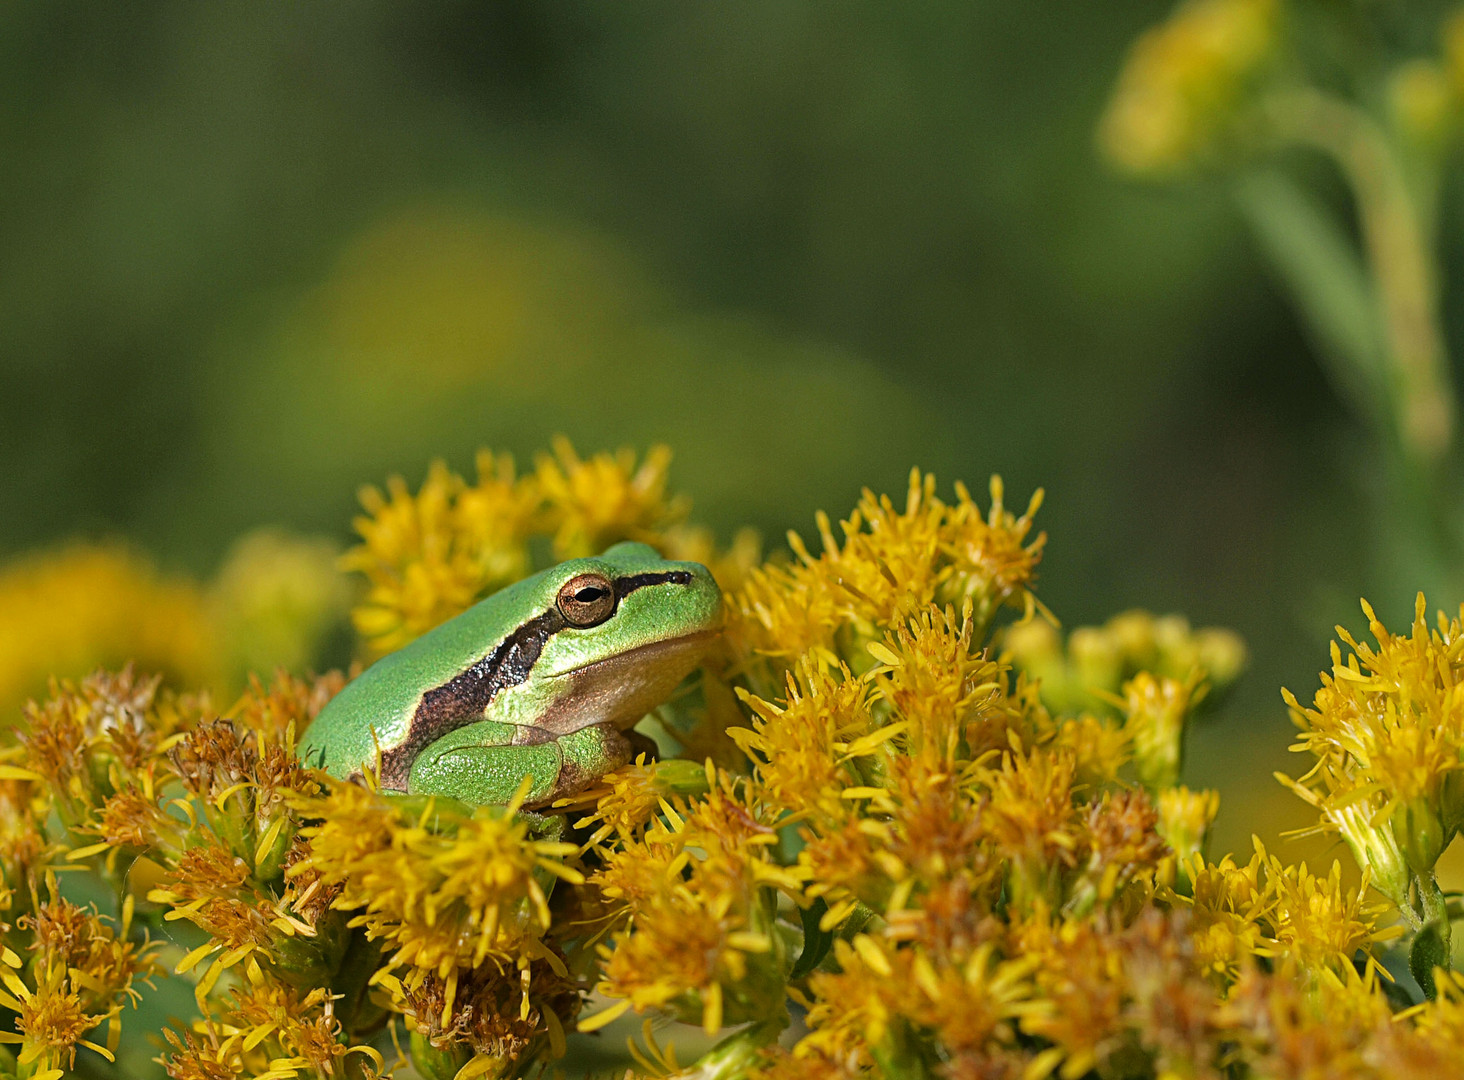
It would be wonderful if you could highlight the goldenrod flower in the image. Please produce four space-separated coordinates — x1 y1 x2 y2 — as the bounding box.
1008 910 1129 1079
869 603 1022 765
379 958 577 1070
943 476 1047 633
159 983 385 1080
1180 851 1269 980
1070 788 1168 913
535 437 689 559
0 772 56 929
16 666 192 839
1049 712 1130 791
1257 844 1400 981
1156 785 1220 867
555 755 711 848
979 745 1082 909
1180 841 1398 987
731 658 879 827
728 471 1045 694
10 441 1451 1078
1282 595 1464 918
587 770 797 1036
799 934 1038 1072
0 891 159 1077
230 668 347 748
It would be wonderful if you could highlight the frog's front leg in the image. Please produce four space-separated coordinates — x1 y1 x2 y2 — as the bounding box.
407 720 634 807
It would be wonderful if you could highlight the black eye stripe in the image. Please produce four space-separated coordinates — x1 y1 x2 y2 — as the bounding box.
614 570 694 599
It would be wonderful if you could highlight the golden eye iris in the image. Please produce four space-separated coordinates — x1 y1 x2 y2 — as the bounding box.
556 572 617 627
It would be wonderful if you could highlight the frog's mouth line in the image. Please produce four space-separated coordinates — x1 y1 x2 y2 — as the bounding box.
548 627 721 679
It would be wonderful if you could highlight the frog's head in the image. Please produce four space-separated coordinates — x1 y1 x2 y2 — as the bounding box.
525 541 723 736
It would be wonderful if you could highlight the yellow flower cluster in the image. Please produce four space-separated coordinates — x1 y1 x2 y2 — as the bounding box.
584 769 800 1038
728 471 1044 695
0 890 158 1080
1100 0 1278 173
293 779 584 1071
0 668 400 1079
1280 594 1464 993
1183 842 1399 983
9 441 1464 1080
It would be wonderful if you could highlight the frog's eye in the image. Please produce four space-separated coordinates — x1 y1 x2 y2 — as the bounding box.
557 573 618 627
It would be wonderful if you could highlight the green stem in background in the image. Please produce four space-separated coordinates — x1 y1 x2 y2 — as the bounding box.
1263 88 1456 474
1234 169 1389 431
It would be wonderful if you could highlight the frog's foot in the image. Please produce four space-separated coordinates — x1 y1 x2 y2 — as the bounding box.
541 724 635 805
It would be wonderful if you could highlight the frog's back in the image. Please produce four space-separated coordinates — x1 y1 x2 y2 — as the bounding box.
299 571 549 777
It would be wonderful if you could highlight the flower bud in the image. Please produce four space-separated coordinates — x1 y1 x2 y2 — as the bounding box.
1392 797 1447 876
1123 672 1202 792
1071 627 1124 700
1157 786 1221 866
1329 798 1412 912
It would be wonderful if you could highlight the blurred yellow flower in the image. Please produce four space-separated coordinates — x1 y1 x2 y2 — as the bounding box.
1123 670 1207 792
1100 0 1278 174
1003 607 1245 718
0 545 217 720
209 529 352 685
0 531 352 724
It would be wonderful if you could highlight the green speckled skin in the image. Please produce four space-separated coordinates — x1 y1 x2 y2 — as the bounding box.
298 542 722 805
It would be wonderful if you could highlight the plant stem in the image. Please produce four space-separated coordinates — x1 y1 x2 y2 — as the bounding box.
1265 88 1456 473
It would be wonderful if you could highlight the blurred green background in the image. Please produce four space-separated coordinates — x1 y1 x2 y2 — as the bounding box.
1 2 1444 858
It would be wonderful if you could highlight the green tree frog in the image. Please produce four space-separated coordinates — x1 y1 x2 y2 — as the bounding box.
299 542 722 807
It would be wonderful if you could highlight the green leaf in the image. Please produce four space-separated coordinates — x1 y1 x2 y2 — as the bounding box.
1411 918 1451 1000
791 898 835 980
